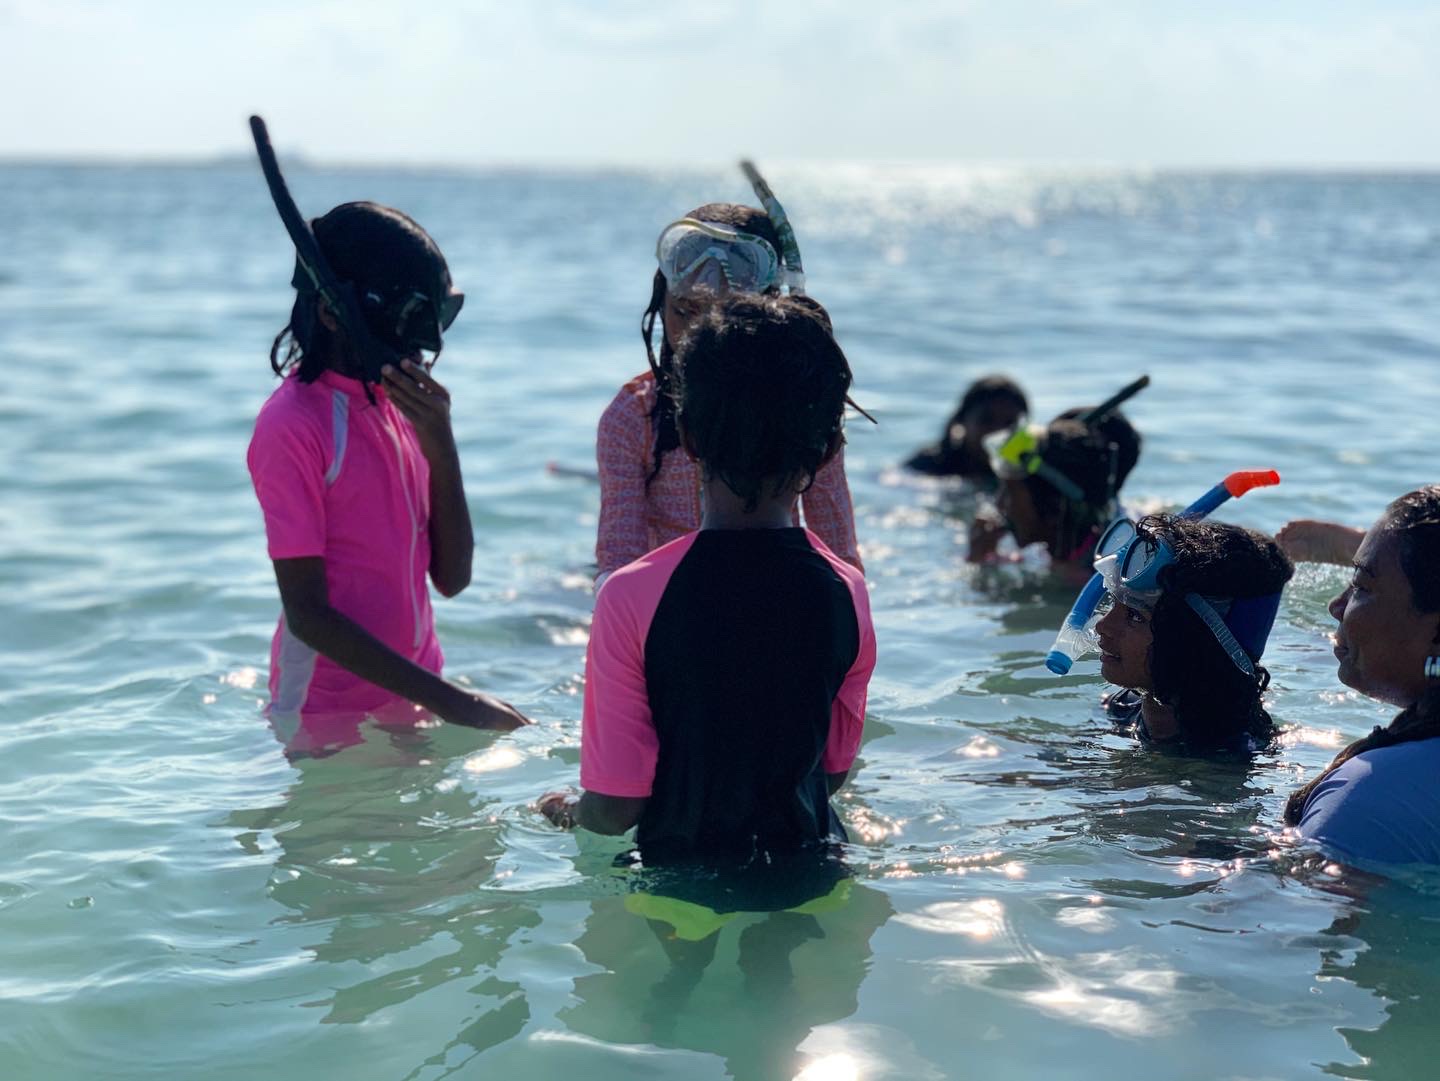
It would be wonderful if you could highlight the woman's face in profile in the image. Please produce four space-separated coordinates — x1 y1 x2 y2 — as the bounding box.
1328 522 1438 707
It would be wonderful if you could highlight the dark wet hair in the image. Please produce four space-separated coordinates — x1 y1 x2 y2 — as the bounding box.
1285 486 1440 823
1026 408 1142 556
642 203 784 487
673 293 850 512
1134 515 1293 751
952 375 1028 430
269 201 453 384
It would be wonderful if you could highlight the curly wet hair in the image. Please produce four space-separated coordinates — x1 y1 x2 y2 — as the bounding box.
641 203 784 488
672 293 851 512
1285 486 1440 823
1136 514 1294 750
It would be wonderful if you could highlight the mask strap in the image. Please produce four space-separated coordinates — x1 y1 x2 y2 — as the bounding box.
1184 593 1257 677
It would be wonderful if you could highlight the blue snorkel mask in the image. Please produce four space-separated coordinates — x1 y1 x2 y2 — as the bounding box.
1092 519 1283 678
1046 469 1282 675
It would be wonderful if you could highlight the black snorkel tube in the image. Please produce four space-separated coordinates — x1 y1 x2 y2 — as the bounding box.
249 115 393 385
1079 374 1149 427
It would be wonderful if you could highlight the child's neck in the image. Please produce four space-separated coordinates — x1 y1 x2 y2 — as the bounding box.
699 475 797 531
1140 694 1181 741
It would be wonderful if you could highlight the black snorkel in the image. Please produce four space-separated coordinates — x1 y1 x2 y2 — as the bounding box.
249 115 394 386
1079 374 1150 428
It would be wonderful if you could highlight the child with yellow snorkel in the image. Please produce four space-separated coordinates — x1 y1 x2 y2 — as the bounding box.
968 377 1146 576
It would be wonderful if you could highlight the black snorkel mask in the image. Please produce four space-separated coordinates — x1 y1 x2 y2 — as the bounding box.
250 115 463 382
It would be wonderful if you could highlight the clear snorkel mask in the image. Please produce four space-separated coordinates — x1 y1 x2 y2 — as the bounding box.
656 218 783 296
986 424 1087 501
654 160 806 299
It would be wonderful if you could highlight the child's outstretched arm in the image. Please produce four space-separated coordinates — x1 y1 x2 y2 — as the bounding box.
1276 519 1365 566
382 360 474 598
274 557 528 730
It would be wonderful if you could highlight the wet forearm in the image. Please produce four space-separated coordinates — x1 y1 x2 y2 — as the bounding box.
284 600 460 713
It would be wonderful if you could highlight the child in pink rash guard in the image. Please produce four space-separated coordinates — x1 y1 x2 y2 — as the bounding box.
249 367 443 718
543 293 877 864
594 200 862 581
248 201 527 744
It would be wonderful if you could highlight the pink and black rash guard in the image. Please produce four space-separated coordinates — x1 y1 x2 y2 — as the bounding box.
581 527 876 862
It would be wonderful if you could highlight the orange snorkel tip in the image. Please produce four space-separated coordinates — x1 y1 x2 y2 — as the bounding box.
1222 470 1282 499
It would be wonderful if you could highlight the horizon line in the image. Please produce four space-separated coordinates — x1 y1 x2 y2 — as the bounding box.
3 152 1440 177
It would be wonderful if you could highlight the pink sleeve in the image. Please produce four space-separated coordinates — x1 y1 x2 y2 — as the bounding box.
579 575 659 797
247 402 328 560
595 385 653 577
823 565 876 775
801 446 863 573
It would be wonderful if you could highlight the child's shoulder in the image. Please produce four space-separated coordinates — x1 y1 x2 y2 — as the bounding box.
597 531 701 604
802 529 867 590
605 371 657 411
255 374 331 426
250 376 335 461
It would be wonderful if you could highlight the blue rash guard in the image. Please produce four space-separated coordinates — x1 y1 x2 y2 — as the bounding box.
1298 737 1440 865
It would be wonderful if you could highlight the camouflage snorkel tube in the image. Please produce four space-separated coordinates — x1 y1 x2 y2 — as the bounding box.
738 159 875 426
740 159 806 296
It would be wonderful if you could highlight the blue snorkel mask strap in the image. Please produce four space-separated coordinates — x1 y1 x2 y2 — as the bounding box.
741 160 805 296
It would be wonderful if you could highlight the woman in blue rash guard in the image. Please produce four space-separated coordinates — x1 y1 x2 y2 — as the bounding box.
1286 487 1440 864
1092 514 1294 752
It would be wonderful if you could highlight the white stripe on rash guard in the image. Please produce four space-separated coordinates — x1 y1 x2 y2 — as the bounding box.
272 616 318 713
324 391 349 487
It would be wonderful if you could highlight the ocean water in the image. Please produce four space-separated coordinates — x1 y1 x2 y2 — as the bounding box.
2 161 1439 1080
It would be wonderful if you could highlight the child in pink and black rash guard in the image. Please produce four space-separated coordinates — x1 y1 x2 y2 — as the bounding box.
542 293 876 863
248 202 528 747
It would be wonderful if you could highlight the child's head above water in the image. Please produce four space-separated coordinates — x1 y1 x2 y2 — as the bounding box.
645 202 785 359
996 406 1142 560
270 201 460 383
953 376 1029 441
1097 514 1293 749
640 202 788 484
673 293 851 513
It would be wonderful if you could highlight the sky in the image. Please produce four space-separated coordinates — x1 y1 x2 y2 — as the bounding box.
1 0 1437 168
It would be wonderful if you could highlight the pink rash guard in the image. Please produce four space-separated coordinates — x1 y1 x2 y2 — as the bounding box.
580 527 876 859
247 369 443 720
595 371 862 578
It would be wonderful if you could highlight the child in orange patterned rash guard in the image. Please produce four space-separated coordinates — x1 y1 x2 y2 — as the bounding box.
594 202 862 582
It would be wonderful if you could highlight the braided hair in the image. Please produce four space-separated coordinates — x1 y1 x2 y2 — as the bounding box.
1285 486 1440 824
641 203 784 488
269 201 452 384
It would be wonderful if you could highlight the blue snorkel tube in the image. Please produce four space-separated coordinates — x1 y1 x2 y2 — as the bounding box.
1044 468 1282 674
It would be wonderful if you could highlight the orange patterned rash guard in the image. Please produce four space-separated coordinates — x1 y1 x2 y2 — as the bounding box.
595 371 863 577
